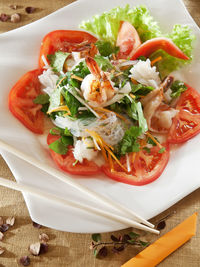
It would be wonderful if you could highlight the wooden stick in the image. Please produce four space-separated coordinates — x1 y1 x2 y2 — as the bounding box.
0 139 154 229
0 177 159 234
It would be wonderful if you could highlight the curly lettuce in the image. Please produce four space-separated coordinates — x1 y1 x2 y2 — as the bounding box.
79 5 195 77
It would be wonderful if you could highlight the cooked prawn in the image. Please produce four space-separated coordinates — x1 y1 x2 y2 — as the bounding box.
81 56 115 107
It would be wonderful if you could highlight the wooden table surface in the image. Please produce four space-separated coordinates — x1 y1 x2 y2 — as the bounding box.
0 0 200 266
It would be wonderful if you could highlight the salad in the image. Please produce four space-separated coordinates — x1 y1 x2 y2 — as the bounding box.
8 5 200 186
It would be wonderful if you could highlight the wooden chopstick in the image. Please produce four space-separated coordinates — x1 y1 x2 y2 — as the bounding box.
0 176 159 234
0 139 154 229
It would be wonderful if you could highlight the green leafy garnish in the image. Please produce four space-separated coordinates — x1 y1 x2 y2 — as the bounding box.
33 94 50 104
48 136 73 155
170 80 187 98
62 88 82 117
94 55 113 71
137 56 147 61
117 126 142 155
158 147 166 153
80 5 161 45
49 127 72 136
95 40 119 57
47 51 70 73
92 233 101 242
131 84 154 96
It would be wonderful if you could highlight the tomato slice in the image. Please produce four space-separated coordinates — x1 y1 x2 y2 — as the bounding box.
102 144 170 186
39 30 98 68
168 85 200 144
131 37 189 60
9 69 44 134
47 134 101 176
116 21 141 59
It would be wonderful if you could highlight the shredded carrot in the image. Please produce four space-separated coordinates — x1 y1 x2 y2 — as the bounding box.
85 129 127 172
71 74 83 81
146 132 162 149
131 78 138 84
112 53 116 60
114 72 123 77
151 56 162 66
130 93 136 99
56 76 66 88
60 94 65 105
47 105 71 114
108 153 115 172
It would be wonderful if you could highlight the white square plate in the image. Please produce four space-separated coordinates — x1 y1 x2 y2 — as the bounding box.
0 0 200 233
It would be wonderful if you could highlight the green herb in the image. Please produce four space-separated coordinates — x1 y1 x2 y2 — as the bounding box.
72 61 90 79
117 126 142 155
90 231 149 258
95 40 119 57
62 88 82 117
170 80 187 98
94 55 113 71
92 233 101 242
131 84 154 96
143 146 151 153
137 56 147 61
147 137 157 146
33 94 50 104
48 136 73 155
158 147 166 153
48 87 63 113
47 51 70 73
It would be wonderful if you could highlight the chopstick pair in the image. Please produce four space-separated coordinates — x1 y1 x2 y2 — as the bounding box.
0 139 159 234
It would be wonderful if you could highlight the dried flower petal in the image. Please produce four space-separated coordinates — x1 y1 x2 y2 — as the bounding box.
0 247 5 255
97 246 107 258
0 232 4 241
29 242 40 256
0 224 9 233
25 7 36 14
6 217 15 226
40 243 48 254
112 245 124 253
9 4 18 10
11 13 21 23
0 13 10 22
156 220 166 230
0 217 3 226
19 256 30 266
39 233 49 243
110 235 119 242
32 221 41 229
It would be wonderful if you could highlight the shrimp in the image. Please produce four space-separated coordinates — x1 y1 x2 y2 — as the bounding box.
81 56 115 107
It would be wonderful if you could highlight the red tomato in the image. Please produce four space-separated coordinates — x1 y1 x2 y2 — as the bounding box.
47 134 101 176
39 30 98 68
9 69 44 134
116 21 141 59
131 37 189 60
102 144 170 186
168 85 200 143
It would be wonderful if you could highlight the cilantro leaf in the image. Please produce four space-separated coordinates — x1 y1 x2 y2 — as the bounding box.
170 80 187 99
117 126 142 155
48 136 73 155
47 51 70 73
62 88 82 117
33 94 50 104
94 55 113 71
95 40 119 57
131 84 154 96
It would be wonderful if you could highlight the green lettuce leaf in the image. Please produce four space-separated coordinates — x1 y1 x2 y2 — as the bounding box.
47 51 70 73
80 5 161 45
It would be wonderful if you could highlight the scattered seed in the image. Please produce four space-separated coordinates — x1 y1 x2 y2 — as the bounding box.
29 242 40 256
32 221 41 229
6 217 15 226
39 233 49 243
11 13 21 23
156 220 166 230
0 13 10 22
40 243 48 254
0 224 9 233
19 256 30 266
0 232 4 241
9 4 18 10
0 247 5 255
25 7 36 14
0 217 3 226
